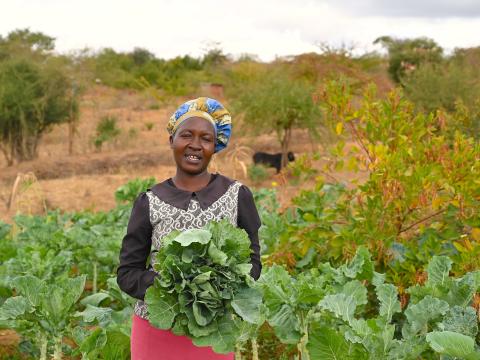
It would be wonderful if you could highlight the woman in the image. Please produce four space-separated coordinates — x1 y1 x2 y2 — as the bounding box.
117 97 262 360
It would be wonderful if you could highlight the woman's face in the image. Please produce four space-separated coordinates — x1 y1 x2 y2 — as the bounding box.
170 116 216 175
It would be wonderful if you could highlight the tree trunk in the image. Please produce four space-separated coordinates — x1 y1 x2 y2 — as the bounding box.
0 143 14 166
280 126 292 169
68 119 75 155
13 131 41 162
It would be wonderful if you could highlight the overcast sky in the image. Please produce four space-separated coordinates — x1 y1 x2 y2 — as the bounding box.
1 0 479 61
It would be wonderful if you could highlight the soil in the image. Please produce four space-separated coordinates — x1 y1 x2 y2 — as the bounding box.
0 329 20 358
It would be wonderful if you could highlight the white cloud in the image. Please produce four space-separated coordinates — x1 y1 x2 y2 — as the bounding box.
0 0 479 61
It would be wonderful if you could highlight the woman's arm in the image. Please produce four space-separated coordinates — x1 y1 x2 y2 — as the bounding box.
117 192 156 300
237 185 262 280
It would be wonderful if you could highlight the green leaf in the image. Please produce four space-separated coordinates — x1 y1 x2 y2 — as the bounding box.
79 327 107 355
376 284 401 322
74 304 113 326
388 338 428 360
296 247 317 269
295 269 326 304
208 243 228 265
174 229 212 247
343 247 374 281
14 275 44 307
193 300 215 326
426 331 478 359
440 306 478 338
234 263 252 276
372 272 386 287
102 330 131 360
0 296 31 320
231 287 263 324
61 275 87 312
342 280 367 307
426 256 452 287
319 294 357 325
268 304 301 344
80 292 111 307
172 314 188 336
446 273 477 307
187 316 217 337
181 248 194 263
307 323 368 359
192 315 238 354
192 272 212 284
403 295 449 338
145 285 178 330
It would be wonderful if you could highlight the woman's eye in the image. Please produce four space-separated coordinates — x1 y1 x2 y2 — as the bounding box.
202 137 213 142
180 133 192 138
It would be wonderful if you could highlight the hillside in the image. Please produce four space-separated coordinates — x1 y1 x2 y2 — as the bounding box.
0 86 364 222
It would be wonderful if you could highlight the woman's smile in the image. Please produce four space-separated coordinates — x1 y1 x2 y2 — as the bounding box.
185 153 202 163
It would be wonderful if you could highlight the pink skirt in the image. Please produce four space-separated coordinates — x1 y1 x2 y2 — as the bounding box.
131 315 235 360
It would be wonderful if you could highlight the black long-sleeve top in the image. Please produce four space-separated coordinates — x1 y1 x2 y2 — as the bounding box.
117 174 262 300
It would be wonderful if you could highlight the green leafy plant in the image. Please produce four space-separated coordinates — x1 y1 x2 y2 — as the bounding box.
114 177 157 204
0 275 86 360
73 277 134 359
93 115 121 151
145 220 263 354
248 164 269 183
258 248 480 359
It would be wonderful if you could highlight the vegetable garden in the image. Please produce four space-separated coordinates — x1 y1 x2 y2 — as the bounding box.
1 81 479 359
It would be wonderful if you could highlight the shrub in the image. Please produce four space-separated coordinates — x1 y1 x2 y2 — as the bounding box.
248 164 269 183
93 115 121 151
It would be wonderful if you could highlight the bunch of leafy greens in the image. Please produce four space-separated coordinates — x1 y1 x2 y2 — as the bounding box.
145 220 262 354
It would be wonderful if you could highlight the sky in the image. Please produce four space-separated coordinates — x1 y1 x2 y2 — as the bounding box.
1 0 479 61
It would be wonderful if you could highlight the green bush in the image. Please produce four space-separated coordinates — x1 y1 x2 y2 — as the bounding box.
0 30 78 164
248 164 269 183
93 115 121 151
114 177 157 204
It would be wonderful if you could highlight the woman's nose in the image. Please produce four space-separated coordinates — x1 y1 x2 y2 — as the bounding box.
188 136 202 149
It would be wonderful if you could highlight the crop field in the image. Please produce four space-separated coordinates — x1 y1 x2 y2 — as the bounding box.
0 29 479 359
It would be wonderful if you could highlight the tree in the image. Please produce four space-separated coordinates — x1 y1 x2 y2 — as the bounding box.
233 67 321 167
0 28 54 61
0 48 77 164
374 36 443 83
400 48 480 139
130 47 155 66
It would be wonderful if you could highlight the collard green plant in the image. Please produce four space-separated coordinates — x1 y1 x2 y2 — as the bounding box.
73 277 133 360
0 274 85 360
145 220 263 354
258 248 480 359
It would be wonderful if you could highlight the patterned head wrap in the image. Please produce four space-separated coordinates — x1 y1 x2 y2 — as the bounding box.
167 97 232 153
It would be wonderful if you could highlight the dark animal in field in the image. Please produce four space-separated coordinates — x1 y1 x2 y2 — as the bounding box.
253 151 295 173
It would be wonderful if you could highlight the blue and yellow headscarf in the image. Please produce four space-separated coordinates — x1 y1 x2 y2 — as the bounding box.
167 97 232 153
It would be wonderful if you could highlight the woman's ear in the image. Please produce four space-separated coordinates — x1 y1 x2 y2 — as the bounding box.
169 135 174 148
